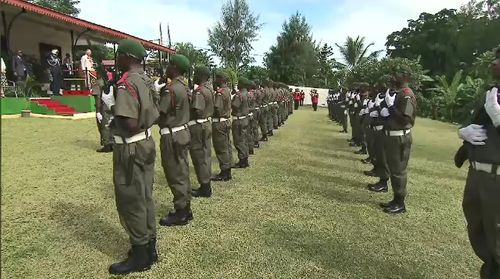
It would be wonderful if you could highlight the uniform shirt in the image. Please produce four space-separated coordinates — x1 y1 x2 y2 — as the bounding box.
190 82 214 120
231 89 249 117
112 68 159 137
466 107 500 164
158 76 190 128
385 87 417 130
247 90 255 112
261 87 270 105
213 85 231 118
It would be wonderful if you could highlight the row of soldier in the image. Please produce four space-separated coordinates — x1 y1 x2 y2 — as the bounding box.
96 39 296 275
327 81 417 215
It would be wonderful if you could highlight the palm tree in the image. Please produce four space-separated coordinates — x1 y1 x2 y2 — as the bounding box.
335 36 381 70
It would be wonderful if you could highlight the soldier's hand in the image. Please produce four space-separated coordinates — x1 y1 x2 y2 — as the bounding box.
370 110 379 118
380 107 390 117
154 78 167 93
96 112 103 123
102 86 115 109
385 92 396 107
459 124 488 145
484 87 500 127
375 93 383 107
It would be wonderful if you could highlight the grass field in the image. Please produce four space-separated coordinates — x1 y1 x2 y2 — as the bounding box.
1 108 479 278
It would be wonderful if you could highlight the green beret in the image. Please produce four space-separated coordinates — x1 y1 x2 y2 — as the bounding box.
238 77 251 88
248 80 256 89
169 54 191 73
194 65 210 77
214 69 229 80
117 39 147 60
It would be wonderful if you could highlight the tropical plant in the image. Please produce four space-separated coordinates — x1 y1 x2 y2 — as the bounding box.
428 70 464 122
336 36 381 70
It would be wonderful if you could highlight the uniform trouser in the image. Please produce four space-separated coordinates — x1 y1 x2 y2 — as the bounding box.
358 115 367 150
277 104 283 125
212 121 233 171
259 107 268 136
373 129 389 180
328 104 333 118
463 168 500 279
273 105 279 128
97 109 114 146
365 124 376 161
113 137 156 245
268 106 275 131
247 115 255 153
160 129 191 210
189 122 212 186
383 133 412 203
312 103 318 111
341 109 348 132
232 118 249 160
289 102 293 114
350 113 360 142
252 111 260 142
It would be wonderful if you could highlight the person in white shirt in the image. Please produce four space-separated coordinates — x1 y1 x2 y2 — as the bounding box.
81 49 95 89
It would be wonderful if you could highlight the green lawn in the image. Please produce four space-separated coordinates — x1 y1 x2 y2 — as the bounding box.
1 108 479 278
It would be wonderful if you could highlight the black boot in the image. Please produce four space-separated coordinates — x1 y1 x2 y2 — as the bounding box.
127 237 158 263
96 144 113 153
254 141 260 148
367 180 388 192
363 169 377 177
192 183 212 198
268 131 274 137
159 205 192 227
109 244 152 275
354 148 367 155
383 202 406 214
233 158 249 169
361 157 372 164
211 169 231 182
260 135 268 142
249 149 255 155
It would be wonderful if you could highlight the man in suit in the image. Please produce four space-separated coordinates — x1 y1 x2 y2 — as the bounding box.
12 50 27 82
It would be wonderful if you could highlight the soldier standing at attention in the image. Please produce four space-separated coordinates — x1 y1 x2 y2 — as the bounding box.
189 66 214 198
339 89 349 133
247 80 256 155
250 81 261 148
300 89 305 106
378 76 417 214
232 77 250 168
271 82 279 130
457 48 500 279
157 54 193 226
95 75 114 153
211 70 234 182
101 39 159 275
258 81 269 141
266 81 275 137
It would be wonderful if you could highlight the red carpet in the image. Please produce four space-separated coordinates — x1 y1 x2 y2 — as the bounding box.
31 99 77 116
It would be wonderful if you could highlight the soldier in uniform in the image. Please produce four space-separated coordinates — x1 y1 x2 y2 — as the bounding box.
157 54 193 226
457 49 500 279
211 70 233 182
271 82 279 130
355 87 369 155
266 81 275 137
378 77 417 214
250 81 261 148
95 76 114 153
101 39 159 275
339 89 349 133
232 77 250 168
247 80 256 155
189 66 214 198
258 81 269 141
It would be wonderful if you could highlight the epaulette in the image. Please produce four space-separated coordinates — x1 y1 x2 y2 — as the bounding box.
116 72 138 100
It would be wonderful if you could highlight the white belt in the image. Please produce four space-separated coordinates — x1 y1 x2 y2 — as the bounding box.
340 105 346 108
233 116 246 120
471 162 500 175
160 125 187 135
187 118 210 126
212 117 229 123
254 107 260 110
262 105 268 108
373 125 384 131
248 113 254 117
273 102 278 105
386 129 411 137
114 128 152 144
268 102 273 106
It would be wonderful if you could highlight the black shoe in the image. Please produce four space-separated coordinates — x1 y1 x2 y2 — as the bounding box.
379 200 395 209
127 237 158 264
233 158 249 169
254 142 260 148
211 169 232 182
192 183 212 198
363 169 377 177
249 150 254 155
367 181 388 192
260 136 268 142
109 244 152 275
96 144 113 153
268 131 274 137
354 149 367 155
159 206 192 227
361 158 372 164
383 203 406 214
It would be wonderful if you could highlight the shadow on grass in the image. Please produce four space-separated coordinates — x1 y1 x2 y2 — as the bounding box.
51 201 127 258
73 138 99 151
262 223 425 279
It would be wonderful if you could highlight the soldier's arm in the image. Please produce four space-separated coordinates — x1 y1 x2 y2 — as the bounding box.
114 85 140 137
158 86 174 124
192 90 205 118
389 95 415 126
231 94 241 111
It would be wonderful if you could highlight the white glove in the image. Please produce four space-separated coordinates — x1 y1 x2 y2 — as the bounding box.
484 87 500 127
375 93 383 107
458 124 488 146
385 91 396 107
102 86 115 109
96 112 103 123
380 107 390 117
154 78 166 93
355 94 360 101
368 100 375 109
370 111 379 118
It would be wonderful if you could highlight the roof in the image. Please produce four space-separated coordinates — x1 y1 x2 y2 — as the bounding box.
1 0 176 54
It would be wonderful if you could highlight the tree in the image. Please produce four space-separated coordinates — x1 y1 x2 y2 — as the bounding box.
429 70 464 122
208 0 261 71
242 65 269 81
317 43 337 87
174 42 214 69
27 0 80 16
336 36 380 70
264 12 319 86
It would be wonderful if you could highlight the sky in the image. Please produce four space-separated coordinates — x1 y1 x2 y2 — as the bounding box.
79 0 470 65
